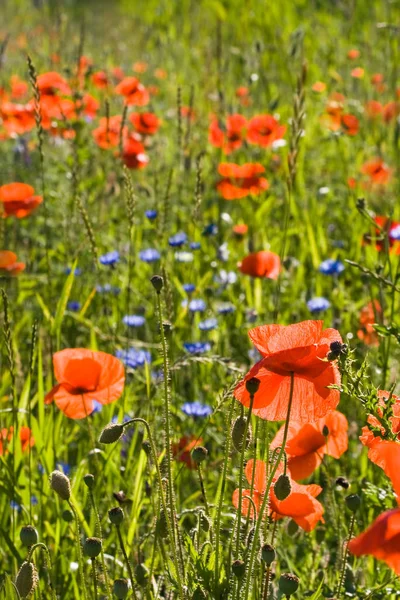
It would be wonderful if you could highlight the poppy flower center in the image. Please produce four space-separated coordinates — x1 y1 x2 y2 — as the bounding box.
62 357 102 393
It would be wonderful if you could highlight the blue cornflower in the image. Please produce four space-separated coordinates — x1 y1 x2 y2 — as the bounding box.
56 461 71 476
307 297 331 313
96 284 121 295
215 270 237 285
181 401 213 418
10 500 21 511
217 303 235 314
123 315 146 327
202 223 218 236
319 259 345 276
199 318 218 331
169 232 187 247
67 301 81 312
99 250 120 266
188 299 206 312
184 342 211 354
145 209 158 220
65 267 82 276
390 224 400 241
190 242 201 250
183 283 196 293
175 251 194 263
92 401 103 414
31 495 39 505
116 348 151 369
139 248 160 262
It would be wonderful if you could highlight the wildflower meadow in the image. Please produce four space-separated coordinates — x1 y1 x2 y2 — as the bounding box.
1 0 400 598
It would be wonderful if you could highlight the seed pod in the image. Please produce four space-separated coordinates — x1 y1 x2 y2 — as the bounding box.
50 470 71 501
346 494 361 513
113 578 129 599
62 509 74 523
245 377 260 395
192 446 208 464
261 544 275 565
108 506 124 526
15 561 38 598
134 563 149 586
20 525 38 547
83 474 95 490
83 537 102 558
150 275 163 292
231 559 246 579
336 476 350 489
156 509 169 538
98 423 124 444
274 474 291 501
231 416 252 452
279 573 299 596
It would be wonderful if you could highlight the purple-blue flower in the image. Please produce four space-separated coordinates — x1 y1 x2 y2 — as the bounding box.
123 315 146 327
67 301 81 312
146 209 158 220
188 299 206 312
307 297 331 313
319 259 345 276
99 250 120 266
183 283 196 293
217 303 235 315
169 232 187 247
184 342 211 354
139 248 160 263
390 224 400 241
181 401 213 418
199 318 218 331
116 348 151 369
190 242 201 250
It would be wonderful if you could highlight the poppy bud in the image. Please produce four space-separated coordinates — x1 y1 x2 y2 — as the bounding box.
142 440 151 456
192 446 208 464
274 474 291 500
192 586 207 600
345 494 361 513
108 506 124 526
279 573 299 597
50 470 71 501
156 509 169 538
199 510 211 532
98 423 124 444
231 559 246 579
356 197 366 211
245 377 260 396
15 561 38 598
83 537 102 558
134 563 149 586
83 473 95 490
336 476 350 489
62 509 74 523
261 543 276 565
20 525 38 547
231 416 252 452
150 275 163 292
113 578 129 599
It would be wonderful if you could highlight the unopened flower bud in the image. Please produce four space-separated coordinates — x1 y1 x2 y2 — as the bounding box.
245 377 260 396
134 563 149 586
199 510 211 532
99 423 124 444
150 275 163 292
346 494 361 513
108 506 124 526
50 470 71 501
83 474 95 490
192 446 208 464
62 509 74 523
279 573 299 596
274 474 291 501
261 543 276 565
232 559 246 579
20 525 38 547
83 537 102 558
231 416 252 452
113 578 129 599
15 561 38 598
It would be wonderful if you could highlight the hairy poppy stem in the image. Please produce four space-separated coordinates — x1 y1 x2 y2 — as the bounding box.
68 500 89 600
115 526 137 599
91 559 98 600
197 464 213 543
336 513 355 597
88 491 112 599
243 372 295 600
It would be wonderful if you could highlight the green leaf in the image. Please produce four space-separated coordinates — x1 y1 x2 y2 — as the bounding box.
51 259 77 340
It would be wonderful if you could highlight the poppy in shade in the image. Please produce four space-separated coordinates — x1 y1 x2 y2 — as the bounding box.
271 410 348 480
0 251 25 275
361 159 391 185
239 251 281 279
0 426 34 455
130 112 160 135
357 300 382 346
217 163 269 200
91 71 109 89
208 114 247 154
232 459 324 531
115 77 149 106
234 320 342 422
0 183 43 219
351 67 364 78
246 114 286 147
45 349 125 419
312 81 326 93
347 49 360 60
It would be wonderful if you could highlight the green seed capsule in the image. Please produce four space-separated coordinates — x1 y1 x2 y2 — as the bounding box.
150 275 163 292
15 561 38 598
231 416 252 452
279 573 299 596
20 525 38 547
62 509 74 523
231 559 246 579
108 507 125 526
192 446 208 464
50 470 71 501
83 537 102 558
345 494 361 513
113 578 129 599
274 474 291 500
261 543 276 565
83 474 95 489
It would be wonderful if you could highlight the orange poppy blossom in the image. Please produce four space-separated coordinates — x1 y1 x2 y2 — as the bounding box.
10 75 28 99
351 67 364 79
129 112 161 135
348 441 400 575
234 320 342 423
208 114 247 154
239 251 281 280
172 435 203 470
246 114 286 147
0 426 34 455
232 223 248 238
312 81 326 93
115 76 149 106
270 411 348 481
121 135 149 169
45 348 125 419
36 71 71 96
0 101 35 137
347 49 360 60
0 183 43 219
357 300 382 346
232 459 324 531
361 158 392 185
0 250 25 275
235 86 251 106
340 113 359 136
92 70 109 89
217 163 269 200
92 115 127 149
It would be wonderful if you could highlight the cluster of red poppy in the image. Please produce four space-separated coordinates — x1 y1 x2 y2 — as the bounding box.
0 426 34 455
209 113 286 155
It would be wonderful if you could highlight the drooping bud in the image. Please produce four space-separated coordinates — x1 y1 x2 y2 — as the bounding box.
245 377 260 396
134 563 149 586
231 559 246 579
15 561 38 598
231 416 252 452
113 578 129 599
83 537 102 558
108 506 124 526
279 573 299 597
83 473 95 490
150 275 163 293
192 446 208 464
50 470 71 501
98 423 124 444
261 544 276 566
274 474 291 501
345 494 361 513
20 525 38 547
142 440 151 456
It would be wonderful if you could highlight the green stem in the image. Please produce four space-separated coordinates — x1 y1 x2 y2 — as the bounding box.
68 500 88 600
235 393 255 558
89 491 112 599
91 559 98 600
336 513 355 597
197 465 213 543
243 372 295 600
116 526 137 599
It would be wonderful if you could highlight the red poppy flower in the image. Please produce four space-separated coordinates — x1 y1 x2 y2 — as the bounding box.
365 100 384 119
93 116 126 149
91 71 109 89
10 75 28 99
361 159 392 185
312 81 326 93
271 411 348 480
0 426 34 455
351 67 364 79
209 114 247 153
383 101 399 123
217 163 269 200
115 77 149 106
232 223 248 237
112 67 125 82
181 106 196 121
239 251 281 279
234 320 342 423
232 459 324 531
357 300 382 346
76 94 99 119
341 114 359 136
37 72 71 96
154 68 168 80
0 102 35 136
45 348 125 419
121 136 149 169
0 250 25 275
347 49 360 60
129 112 160 135
363 216 400 255
0 183 43 219
133 61 148 73
172 435 203 469
247 114 286 147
